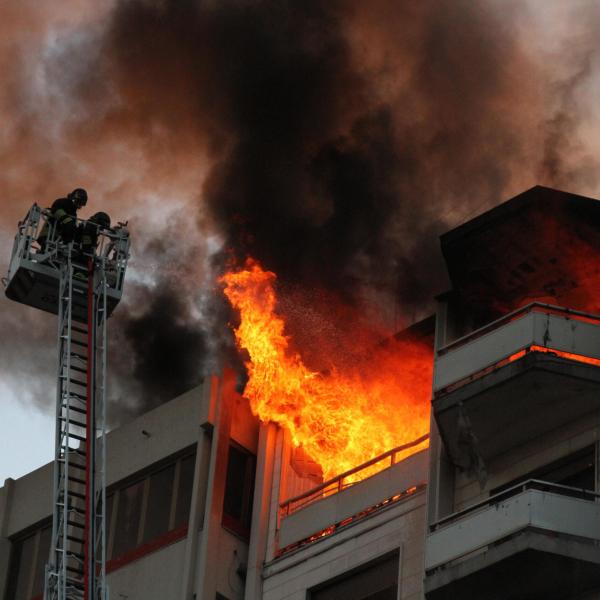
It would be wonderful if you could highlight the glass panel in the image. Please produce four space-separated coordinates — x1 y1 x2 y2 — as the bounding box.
311 554 398 600
174 453 196 528
142 464 175 544
112 479 144 558
31 525 52 597
9 533 35 600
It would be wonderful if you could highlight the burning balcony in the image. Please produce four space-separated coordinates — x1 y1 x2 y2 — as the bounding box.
277 436 429 554
424 479 600 599
432 303 600 468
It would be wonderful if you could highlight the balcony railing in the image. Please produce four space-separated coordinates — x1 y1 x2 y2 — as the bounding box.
434 302 600 394
280 433 429 517
426 478 600 571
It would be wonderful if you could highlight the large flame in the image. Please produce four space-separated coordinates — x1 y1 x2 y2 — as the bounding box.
221 260 432 480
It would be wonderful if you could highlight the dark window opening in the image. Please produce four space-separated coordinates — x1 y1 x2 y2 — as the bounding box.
6 522 52 600
175 452 195 528
222 443 256 539
491 445 596 497
309 552 399 600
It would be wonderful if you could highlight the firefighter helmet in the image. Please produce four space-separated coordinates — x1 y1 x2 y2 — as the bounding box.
68 188 88 208
90 211 111 229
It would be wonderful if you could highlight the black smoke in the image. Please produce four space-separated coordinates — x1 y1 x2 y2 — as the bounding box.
2 0 600 420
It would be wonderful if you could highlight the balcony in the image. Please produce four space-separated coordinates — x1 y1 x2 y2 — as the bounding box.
425 479 600 599
433 303 600 467
277 437 429 553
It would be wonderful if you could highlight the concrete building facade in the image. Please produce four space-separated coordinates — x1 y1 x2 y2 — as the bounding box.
1 186 599 600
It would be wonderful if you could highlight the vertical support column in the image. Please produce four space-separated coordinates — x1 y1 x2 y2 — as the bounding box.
0 479 15 600
180 380 219 600
194 370 235 600
426 297 455 528
265 427 285 562
244 423 278 600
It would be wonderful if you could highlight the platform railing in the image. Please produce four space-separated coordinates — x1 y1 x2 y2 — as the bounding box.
280 433 429 517
5 203 130 293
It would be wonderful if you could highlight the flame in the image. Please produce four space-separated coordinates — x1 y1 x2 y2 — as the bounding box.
220 260 432 480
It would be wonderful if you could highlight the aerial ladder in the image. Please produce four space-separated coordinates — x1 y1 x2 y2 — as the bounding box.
3 204 130 600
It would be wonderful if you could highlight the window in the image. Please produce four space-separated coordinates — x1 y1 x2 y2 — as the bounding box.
6 522 52 600
107 446 196 568
222 443 256 539
112 479 144 557
309 553 399 600
175 452 195 528
142 464 175 544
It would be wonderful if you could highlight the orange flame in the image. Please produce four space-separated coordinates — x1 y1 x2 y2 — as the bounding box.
221 260 432 480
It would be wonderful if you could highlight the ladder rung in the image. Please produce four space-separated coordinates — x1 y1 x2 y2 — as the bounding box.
71 339 88 348
60 460 86 471
59 417 87 429
62 404 86 415
69 490 86 501
72 325 88 335
67 534 84 544
69 365 87 375
66 565 84 576
67 432 86 442
68 475 86 485
67 550 85 561
61 376 87 387
67 519 85 529
70 352 88 362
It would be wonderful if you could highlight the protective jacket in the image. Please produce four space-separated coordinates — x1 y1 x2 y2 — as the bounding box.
76 221 101 256
38 197 78 246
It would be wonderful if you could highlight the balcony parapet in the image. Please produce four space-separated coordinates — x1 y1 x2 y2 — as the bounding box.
426 478 600 570
425 479 600 599
432 304 600 468
434 303 600 394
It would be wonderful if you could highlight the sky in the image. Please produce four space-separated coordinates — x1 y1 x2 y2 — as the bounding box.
2 0 600 483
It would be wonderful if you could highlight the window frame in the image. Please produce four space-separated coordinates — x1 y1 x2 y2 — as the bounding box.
105 444 196 569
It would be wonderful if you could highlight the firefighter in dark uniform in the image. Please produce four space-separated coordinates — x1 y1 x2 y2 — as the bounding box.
37 188 88 251
72 212 111 280
77 212 111 256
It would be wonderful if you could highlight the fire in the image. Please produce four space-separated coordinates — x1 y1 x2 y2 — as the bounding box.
220 260 432 480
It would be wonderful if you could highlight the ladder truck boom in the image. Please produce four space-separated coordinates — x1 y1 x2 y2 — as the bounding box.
3 203 131 600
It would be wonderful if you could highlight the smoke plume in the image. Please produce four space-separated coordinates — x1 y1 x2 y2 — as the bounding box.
1 0 600 420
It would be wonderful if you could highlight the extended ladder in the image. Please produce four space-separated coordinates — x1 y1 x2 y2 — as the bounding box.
4 205 129 600
45 249 108 600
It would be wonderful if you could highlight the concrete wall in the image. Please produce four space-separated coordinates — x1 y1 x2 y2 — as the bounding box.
107 539 187 600
262 491 427 600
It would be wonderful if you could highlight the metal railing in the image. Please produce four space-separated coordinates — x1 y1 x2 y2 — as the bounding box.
280 433 429 517
438 302 600 357
430 478 600 533
4 203 130 294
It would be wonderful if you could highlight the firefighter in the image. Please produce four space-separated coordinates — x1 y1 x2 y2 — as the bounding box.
77 211 111 256
72 212 111 281
37 188 88 251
